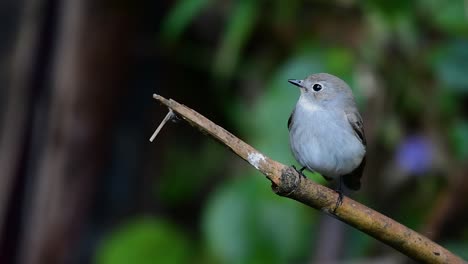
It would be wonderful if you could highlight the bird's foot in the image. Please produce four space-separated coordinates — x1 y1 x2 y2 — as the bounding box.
171 113 182 123
333 189 344 213
291 165 307 178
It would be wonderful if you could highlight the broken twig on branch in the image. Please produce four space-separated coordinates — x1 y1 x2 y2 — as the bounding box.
151 94 465 264
149 109 175 142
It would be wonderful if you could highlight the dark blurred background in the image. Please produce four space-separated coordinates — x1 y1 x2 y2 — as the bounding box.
1 0 468 263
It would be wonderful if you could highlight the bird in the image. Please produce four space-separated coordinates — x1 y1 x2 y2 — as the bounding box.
287 73 366 209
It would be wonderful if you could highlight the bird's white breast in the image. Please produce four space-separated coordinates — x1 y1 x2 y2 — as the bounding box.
289 97 365 178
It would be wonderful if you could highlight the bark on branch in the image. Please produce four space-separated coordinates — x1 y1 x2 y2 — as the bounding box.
152 94 465 264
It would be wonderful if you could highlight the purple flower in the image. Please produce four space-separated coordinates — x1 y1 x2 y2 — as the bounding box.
396 135 433 175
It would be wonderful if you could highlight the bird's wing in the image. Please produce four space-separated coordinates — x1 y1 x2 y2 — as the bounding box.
343 110 367 190
346 111 366 146
287 108 295 131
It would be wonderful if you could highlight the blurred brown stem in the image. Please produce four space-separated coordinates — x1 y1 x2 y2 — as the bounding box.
152 94 465 264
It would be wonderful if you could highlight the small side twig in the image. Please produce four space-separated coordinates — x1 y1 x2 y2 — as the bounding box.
149 109 175 142
151 93 465 264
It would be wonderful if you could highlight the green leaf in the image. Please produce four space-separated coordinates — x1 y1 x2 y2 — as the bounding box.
418 0 468 34
450 120 468 160
437 89 459 117
202 176 314 264
95 217 191 264
364 0 413 19
213 0 258 79
325 48 354 76
160 0 212 43
433 40 468 92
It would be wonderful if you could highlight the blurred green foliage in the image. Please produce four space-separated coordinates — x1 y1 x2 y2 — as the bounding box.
160 0 211 43
214 0 258 78
450 120 468 160
434 40 468 92
95 218 192 264
203 176 314 264
419 0 467 34
158 140 226 204
444 241 468 260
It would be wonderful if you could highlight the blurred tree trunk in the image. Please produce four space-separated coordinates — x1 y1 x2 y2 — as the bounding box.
14 0 133 263
0 0 58 262
311 215 345 263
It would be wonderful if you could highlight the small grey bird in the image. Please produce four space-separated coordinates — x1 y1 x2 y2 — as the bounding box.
287 73 366 206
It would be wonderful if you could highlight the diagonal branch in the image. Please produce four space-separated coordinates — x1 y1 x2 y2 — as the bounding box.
151 94 465 264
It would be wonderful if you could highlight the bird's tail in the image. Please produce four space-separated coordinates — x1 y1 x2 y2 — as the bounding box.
342 173 361 190
342 157 366 191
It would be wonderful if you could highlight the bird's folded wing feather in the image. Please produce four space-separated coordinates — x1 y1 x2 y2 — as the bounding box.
346 111 366 146
287 109 295 130
343 110 367 190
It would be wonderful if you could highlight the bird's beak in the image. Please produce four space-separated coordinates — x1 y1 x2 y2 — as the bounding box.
288 79 304 88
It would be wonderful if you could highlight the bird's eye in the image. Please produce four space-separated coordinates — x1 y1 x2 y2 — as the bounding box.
312 83 322 91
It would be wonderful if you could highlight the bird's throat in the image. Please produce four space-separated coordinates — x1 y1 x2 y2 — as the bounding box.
298 97 323 113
